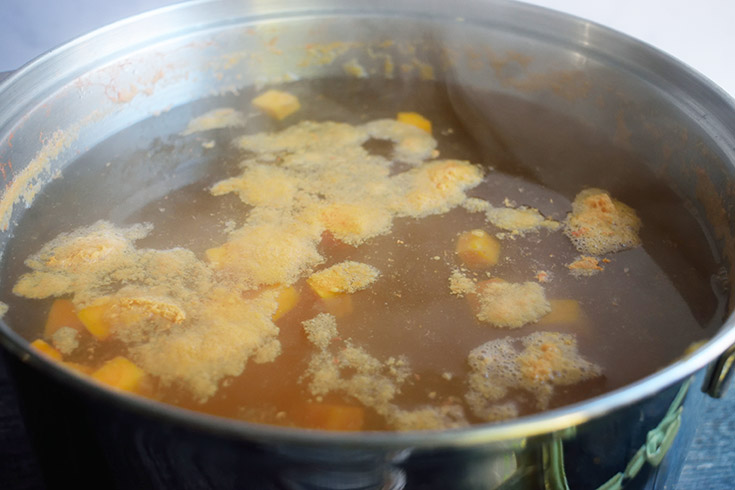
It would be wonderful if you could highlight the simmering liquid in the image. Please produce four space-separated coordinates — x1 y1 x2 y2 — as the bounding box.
0 79 725 431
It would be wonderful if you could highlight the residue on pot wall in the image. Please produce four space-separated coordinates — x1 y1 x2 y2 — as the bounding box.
0 126 79 231
181 108 247 135
695 168 735 310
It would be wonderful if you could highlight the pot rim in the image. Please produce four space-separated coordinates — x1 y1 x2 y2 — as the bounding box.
1 0 735 448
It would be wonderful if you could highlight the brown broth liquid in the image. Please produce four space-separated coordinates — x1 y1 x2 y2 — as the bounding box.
1 78 726 431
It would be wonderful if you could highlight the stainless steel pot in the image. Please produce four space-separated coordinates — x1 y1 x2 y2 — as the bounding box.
1 1 734 488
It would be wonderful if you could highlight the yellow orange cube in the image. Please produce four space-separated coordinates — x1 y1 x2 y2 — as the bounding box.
77 303 112 340
30 339 62 361
539 300 583 325
456 229 501 269
272 286 301 321
318 294 354 318
300 403 365 431
397 112 432 133
252 90 301 120
91 356 146 392
44 299 85 338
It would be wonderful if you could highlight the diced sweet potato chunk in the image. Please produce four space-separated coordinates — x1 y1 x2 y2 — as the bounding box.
91 356 146 392
456 229 500 268
273 286 301 321
397 112 432 134
44 299 85 338
30 339 62 361
299 402 365 431
77 303 112 340
539 300 583 325
77 296 183 341
252 90 301 120
318 294 354 318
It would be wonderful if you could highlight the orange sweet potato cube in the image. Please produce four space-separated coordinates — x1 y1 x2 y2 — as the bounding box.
252 90 301 120
273 286 301 321
308 280 337 299
318 294 354 318
30 339 63 361
300 403 365 431
91 356 146 392
539 300 583 325
397 112 432 134
77 303 112 340
44 299 85 338
456 229 500 269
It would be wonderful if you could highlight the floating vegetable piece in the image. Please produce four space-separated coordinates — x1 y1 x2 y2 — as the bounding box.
397 112 432 133
299 402 365 431
252 89 301 120
30 339 63 361
77 303 113 340
91 356 146 392
455 229 501 269
272 286 301 321
44 298 85 338
318 294 354 318
538 300 583 325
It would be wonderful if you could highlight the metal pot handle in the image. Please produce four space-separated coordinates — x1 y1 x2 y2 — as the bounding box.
543 378 691 490
702 343 735 398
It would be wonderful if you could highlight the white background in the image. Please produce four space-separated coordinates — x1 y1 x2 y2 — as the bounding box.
1 0 734 98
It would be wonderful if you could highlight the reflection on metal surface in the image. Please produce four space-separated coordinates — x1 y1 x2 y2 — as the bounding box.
544 378 692 490
543 435 571 490
703 343 735 398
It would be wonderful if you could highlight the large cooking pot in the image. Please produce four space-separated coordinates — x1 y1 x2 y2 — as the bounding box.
1 1 734 488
